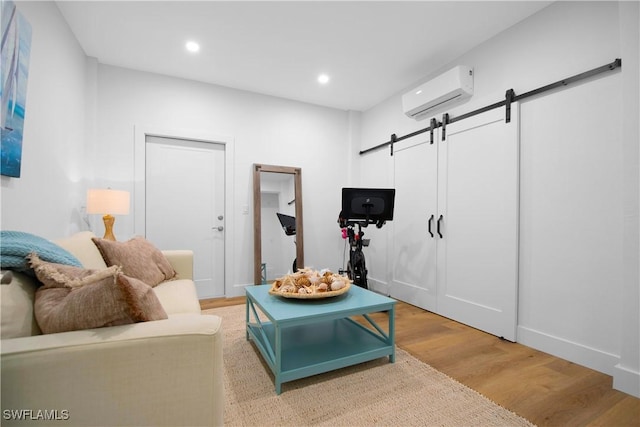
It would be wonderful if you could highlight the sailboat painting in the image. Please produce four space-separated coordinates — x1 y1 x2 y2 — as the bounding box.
1 0 32 178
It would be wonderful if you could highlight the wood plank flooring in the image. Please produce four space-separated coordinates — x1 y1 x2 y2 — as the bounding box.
200 296 639 426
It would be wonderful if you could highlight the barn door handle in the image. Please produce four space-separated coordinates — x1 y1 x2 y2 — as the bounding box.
437 215 443 238
429 214 434 237
428 214 434 238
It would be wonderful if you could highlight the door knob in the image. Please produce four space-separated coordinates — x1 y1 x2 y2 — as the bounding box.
214 226 224 231
218 215 224 220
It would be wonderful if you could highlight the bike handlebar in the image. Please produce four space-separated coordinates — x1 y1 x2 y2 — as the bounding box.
339 218 386 229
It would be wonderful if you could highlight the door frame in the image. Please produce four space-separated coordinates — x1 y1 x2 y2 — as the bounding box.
134 125 235 297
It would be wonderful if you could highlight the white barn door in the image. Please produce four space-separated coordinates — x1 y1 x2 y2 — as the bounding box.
389 106 519 341
436 107 519 341
390 138 439 312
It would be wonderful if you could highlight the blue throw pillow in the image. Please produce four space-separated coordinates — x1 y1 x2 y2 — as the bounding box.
0 230 82 273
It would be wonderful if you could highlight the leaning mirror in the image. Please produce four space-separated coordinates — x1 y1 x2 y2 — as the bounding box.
253 164 303 285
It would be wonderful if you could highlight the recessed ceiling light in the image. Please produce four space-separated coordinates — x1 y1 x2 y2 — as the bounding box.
186 41 200 53
317 74 330 85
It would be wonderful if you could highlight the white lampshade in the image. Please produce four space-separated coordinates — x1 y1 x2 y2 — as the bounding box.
86 189 130 215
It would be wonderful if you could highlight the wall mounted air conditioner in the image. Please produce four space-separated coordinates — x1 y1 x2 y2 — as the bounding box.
402 66 474 120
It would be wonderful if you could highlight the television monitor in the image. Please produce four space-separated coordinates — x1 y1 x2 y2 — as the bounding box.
341 188 395 222
276 213 296 236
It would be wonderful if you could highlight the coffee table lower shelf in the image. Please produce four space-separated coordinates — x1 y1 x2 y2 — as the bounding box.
247 317 394 394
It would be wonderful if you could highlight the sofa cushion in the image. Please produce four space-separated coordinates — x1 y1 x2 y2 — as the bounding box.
0 271 42 338
29 254 168 334
92 236 177 287
54 231 108 270
153 279 202 315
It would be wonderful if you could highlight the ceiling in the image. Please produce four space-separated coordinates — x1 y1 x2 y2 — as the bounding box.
56 1 552 112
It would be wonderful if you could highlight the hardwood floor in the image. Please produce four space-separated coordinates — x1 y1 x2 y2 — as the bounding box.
200 296 640 426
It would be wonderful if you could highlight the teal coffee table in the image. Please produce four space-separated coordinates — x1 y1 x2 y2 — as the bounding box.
245 284 396 394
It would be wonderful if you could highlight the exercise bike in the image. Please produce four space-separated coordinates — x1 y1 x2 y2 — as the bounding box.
276 212 298 273
338 188 395 289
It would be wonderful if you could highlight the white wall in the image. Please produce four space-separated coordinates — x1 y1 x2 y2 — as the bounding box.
616 0 640 398
92 65 351 294
357 1 639 396
1 1 89 238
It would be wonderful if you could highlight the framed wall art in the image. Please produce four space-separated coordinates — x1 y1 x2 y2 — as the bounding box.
1 0 32 178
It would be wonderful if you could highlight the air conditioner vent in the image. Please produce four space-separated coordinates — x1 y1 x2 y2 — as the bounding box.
402 66 473 120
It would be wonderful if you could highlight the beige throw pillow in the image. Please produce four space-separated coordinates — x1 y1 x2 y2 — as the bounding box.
29 253 168 334
91 236 177 287
29 253 121 289
115 274 169 322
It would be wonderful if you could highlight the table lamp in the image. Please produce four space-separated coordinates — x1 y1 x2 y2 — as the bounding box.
86 189 130 241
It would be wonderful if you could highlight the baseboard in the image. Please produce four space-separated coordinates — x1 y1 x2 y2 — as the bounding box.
613 364 640 398
366 276 389 296
517 325 619 376
226 283 251 298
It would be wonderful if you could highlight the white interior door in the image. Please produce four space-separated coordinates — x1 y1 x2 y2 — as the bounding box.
437 106 519 341
390 138 438 311
145 136 225 299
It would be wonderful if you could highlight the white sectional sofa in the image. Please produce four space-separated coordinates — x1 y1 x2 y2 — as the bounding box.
1 231 223 426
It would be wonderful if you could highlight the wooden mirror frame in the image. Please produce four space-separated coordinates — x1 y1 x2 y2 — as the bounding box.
253 164 304 284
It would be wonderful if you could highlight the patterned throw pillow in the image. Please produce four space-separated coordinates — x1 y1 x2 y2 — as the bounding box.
91 237 177 287
29 253 168 334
